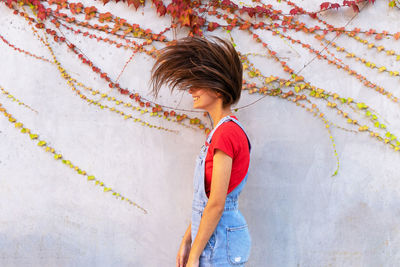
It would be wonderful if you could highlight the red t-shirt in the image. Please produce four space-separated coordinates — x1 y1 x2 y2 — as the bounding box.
204 116 250 197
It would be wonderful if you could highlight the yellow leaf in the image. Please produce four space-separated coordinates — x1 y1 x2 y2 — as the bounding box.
37 141 46 146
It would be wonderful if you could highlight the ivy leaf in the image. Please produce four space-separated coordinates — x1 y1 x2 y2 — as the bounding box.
331 3 340 9
309 12 317 19
352 4 359 12
289 8 299 15
320 2 330 10
208 22 220 31
37 141 46 147
29 133 38 139
127 0 141 9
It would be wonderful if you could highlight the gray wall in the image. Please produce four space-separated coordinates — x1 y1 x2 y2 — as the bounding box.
1 0 400 266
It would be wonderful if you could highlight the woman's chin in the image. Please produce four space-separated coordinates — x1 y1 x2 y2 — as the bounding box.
192 103 201 109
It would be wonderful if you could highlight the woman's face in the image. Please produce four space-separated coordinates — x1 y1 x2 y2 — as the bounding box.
188 87 221 111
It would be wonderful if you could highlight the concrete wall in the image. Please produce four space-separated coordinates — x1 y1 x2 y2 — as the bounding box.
1 0 400 266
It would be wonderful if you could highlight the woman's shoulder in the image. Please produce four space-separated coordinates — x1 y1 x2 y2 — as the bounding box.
214 119 247 140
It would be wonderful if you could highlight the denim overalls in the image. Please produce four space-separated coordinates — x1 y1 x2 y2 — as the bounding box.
191 115 251 267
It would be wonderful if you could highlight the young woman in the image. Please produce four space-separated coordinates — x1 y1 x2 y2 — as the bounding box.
150 36 251 267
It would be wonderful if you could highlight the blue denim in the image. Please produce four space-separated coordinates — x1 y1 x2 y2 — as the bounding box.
191 115 252 267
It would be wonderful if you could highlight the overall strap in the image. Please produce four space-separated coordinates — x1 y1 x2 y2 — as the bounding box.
206 115 251 153
205 115 234 145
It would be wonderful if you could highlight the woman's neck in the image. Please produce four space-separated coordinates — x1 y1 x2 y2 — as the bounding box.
208 105 233 129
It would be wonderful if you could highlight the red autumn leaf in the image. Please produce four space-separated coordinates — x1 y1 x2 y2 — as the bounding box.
343 0 352 6
156 4 166 16
309 12 317 19
320 2 330 10
127 0 141 9
180 14 191 27
242 7 255 17
352 3 359 12
331 3 340 9
343 0 359 12
239 21 251 30
195 17 206 27
289 8 298 15
207 22 220 31
394 32 400 40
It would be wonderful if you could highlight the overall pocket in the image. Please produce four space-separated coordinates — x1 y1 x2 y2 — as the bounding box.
226 225 251 265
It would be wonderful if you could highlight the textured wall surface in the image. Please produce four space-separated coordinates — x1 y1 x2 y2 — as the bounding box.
1 0 400 266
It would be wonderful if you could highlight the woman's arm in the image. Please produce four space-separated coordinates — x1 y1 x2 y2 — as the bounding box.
186 149 232 266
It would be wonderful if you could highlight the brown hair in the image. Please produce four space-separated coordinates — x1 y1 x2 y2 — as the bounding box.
149 35 243 106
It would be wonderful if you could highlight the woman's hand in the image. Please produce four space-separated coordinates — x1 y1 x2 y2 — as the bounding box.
176 239 191 267
177 224 192 267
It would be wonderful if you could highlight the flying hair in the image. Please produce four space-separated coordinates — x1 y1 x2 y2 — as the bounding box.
149 35 243 107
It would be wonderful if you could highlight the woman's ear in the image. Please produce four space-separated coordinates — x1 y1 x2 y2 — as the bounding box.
215 91 223 98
